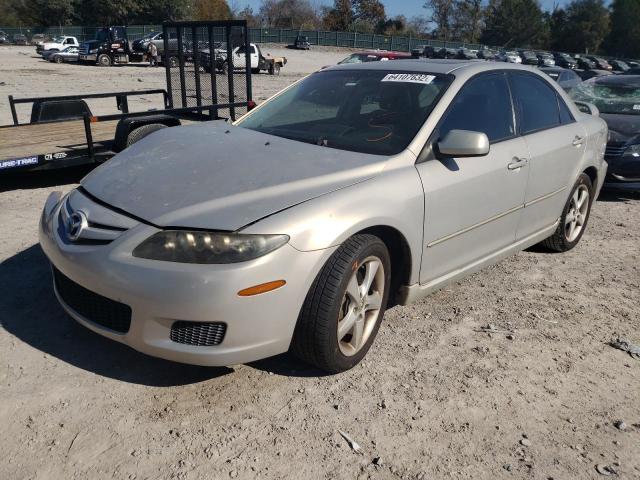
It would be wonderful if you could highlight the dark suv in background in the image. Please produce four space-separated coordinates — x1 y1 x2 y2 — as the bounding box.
553 52 577 69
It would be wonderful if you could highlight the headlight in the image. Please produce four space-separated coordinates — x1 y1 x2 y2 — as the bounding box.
89 49 97 53
622 144 640 158
132 231 289 264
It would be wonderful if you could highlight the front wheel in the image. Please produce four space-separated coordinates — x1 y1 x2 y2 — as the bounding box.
54 55 63 64
541 173 593 252
97 54 112 67
291 234 391 373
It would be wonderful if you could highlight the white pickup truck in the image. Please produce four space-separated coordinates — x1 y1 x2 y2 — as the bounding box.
201 42 287 75
36 36 79 54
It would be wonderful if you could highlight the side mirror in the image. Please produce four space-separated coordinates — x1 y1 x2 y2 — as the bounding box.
436 129 490 158
574 101 599 116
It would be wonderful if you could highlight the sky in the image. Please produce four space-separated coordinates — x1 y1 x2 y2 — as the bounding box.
233 0 574 20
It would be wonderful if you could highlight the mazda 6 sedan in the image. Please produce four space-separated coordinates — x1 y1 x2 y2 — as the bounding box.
40 60 608 373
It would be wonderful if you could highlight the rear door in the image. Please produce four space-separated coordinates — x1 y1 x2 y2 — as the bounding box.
508 72 586 238
416 72 530 283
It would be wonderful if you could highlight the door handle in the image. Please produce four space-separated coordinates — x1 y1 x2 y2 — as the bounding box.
572 135 584 146
508 157 528 170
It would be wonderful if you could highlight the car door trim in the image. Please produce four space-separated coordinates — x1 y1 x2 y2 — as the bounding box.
523 185 567 208
426 185 566 248
426 203 524 247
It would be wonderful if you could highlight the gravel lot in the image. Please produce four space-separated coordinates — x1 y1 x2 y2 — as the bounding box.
1 45 639 480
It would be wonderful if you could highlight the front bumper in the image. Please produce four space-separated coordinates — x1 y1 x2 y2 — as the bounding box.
79 54 97 62
39 192 335 366
604 154 640 189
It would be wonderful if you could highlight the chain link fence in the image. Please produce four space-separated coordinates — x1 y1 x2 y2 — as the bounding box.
0 25 486 52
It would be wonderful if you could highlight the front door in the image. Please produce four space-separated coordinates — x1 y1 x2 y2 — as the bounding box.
416 72 530 284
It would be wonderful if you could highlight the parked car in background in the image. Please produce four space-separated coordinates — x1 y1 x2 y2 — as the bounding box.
293 35 310 50
539 67 582 92
572 74 640 189
39 60 607 373
553 52 577 69
12 33 29 45
498 50 522 63
0 31 8 44
586 56 612 71
337 50 412 64
31 33 47 45
537 52 555 67
576 69 613 81
519 50 539 65
435 47 459 59
47 46 79 63
477 49 497 60
456 48 478 60
576 57 596 70
609 59 629 72
627 61 640 68
131 31 164 55
623 67 640 75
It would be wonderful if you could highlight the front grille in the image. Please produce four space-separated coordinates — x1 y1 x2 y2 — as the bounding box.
170 321 226 346
79 44 89 55
53 267 131 334
605 143 626 159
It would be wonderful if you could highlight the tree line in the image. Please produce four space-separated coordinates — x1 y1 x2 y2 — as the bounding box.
1 0 639 57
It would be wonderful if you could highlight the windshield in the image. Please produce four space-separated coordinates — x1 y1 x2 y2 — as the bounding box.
96 30 111 42
237 70 451 155
571 77 640 115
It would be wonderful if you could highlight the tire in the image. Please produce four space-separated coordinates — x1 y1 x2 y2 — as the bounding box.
541 173 593 252
291 234 391 373
54 55 63 64
251 67 260 74
97 54 112 67
126 123 168 147
168 56 178 68
221 62 228 74
269 63 281 75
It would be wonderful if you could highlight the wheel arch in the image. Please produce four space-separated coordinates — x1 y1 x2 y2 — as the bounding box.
583 166 598 192
356 225 413 308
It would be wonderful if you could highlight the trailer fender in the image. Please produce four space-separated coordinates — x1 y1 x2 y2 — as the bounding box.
113 115 181 152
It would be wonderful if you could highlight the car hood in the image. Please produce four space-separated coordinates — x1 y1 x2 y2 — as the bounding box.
600 113 640 144
81 121 387 231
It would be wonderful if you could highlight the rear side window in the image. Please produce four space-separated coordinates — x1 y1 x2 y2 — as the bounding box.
438 73 515 143
510 73 560 134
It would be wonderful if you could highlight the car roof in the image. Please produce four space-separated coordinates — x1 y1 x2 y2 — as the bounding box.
592 74 640 85
325 58 544 76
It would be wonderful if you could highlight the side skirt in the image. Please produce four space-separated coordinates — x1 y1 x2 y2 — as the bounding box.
397 219 559 306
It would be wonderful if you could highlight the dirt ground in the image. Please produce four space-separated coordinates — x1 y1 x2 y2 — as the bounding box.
1 45 639 480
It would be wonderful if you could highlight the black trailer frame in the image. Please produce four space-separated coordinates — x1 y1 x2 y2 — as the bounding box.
1 20 253 175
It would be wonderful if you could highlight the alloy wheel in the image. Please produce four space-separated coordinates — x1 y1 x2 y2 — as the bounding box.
337 256 385 356
564 184 590 242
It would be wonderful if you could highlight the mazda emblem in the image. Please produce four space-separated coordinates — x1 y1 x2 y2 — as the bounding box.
66 211 87 241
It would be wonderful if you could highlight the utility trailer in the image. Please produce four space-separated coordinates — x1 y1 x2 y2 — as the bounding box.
1 20 253 175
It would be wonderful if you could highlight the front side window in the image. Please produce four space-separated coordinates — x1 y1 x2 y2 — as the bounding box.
438 73 515 143
510 73 561 134
238 70 452 155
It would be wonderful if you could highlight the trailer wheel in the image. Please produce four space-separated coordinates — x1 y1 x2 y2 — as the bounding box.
126 123 168 147
269 63 281 75
98 54 112 67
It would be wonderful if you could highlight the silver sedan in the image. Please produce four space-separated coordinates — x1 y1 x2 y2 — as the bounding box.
39 60 608 373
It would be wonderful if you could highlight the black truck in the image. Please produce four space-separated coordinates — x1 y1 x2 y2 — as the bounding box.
78 26 145 66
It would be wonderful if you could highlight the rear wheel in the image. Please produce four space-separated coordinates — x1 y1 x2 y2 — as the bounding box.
126 123 168 147
54 55 63 64
97 54 112 67
291 234 391 373
541 173 593 252
269 63 281 75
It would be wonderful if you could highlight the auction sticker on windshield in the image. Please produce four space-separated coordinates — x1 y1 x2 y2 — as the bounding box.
381 73 436 84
